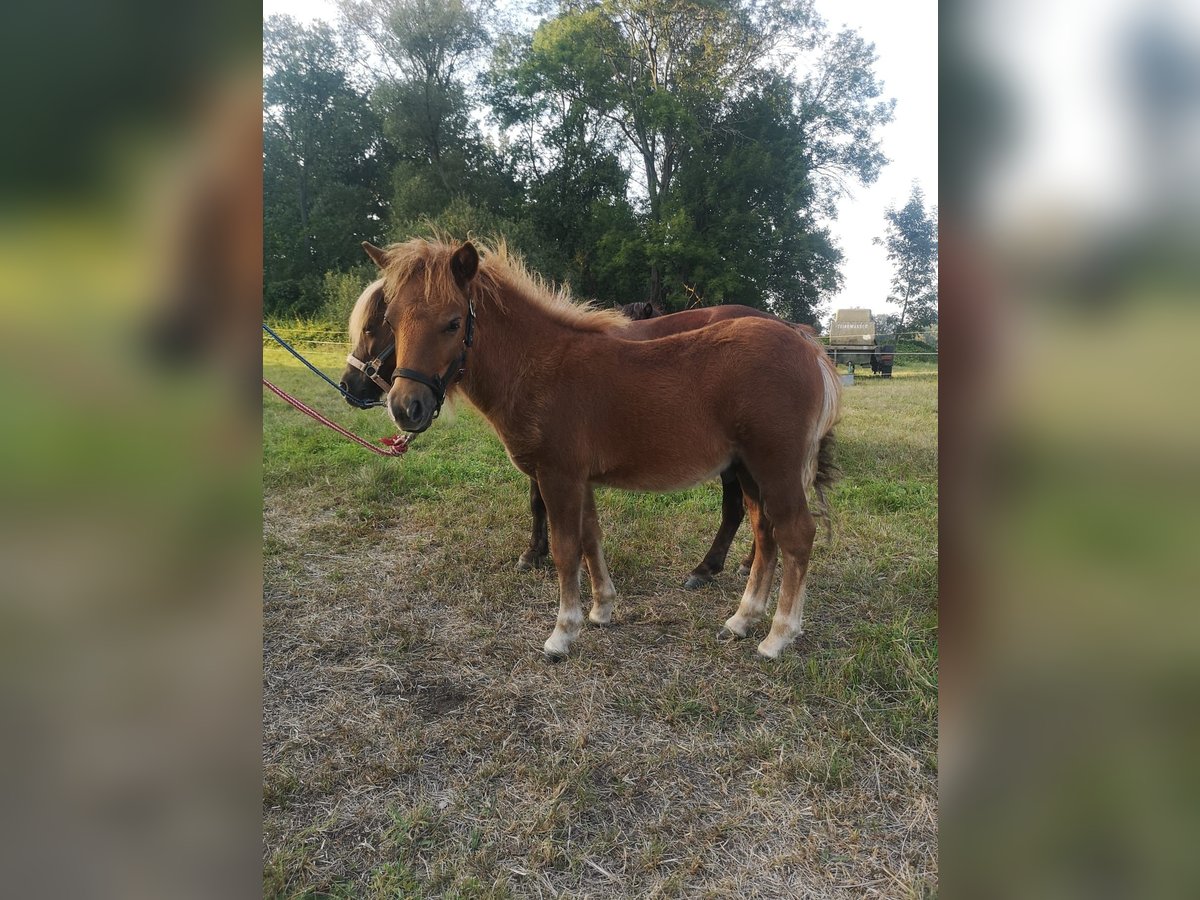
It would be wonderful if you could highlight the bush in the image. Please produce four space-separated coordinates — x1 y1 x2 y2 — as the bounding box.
890 337 936 368
320 266 376 326
264 275 326 319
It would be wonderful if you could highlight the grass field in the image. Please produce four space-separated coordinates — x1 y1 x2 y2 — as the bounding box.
264 344 938 898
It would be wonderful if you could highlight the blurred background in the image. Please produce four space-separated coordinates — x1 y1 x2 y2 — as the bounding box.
0 1 262 898
942 0 1200 896
0 0 1197 895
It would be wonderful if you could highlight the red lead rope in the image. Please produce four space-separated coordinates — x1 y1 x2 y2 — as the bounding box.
263 378 411 457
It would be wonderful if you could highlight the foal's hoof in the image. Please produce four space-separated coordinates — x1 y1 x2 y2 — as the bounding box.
737 564 752 577
756 640 787 660
756 631 802 660
516 551 545 572
718 616 750 642
683 573 712 591
542 632 573 661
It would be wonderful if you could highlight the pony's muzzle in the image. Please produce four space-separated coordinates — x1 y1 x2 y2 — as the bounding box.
388 387 434 433
339 374 380 407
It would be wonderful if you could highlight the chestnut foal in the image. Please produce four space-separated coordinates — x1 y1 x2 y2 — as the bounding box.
352 238 839 660
520 304 804 585
343 279 808 589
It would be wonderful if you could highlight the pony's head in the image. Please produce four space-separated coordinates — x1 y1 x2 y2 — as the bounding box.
362 238 479 433
339 278 392 406
620 301 658 321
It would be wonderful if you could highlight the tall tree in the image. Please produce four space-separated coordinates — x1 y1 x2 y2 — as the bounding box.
504 0 814 304
260 1 897 327
337 0 515 229
796 28 895 216
876 184 938 331
263 15 388 314
488 0 890 319
486 30 645 300
671 72 841 321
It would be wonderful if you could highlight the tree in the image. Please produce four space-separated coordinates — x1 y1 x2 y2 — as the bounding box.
876 184 937 332
670 72 841 320
499 0 816 304
487 0 890 319
263 16 389 314
485 29 645 300
796 29 895 216
872 312 900 340
337 0 517 229
260 1 897 328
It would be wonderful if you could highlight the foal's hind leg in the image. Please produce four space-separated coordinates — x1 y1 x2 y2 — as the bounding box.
684 468 745 590
757 500 817 659
581 486 618 625
517 478 550 571
718 494 778 640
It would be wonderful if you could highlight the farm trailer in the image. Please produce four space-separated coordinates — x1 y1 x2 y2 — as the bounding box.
825 307 895 377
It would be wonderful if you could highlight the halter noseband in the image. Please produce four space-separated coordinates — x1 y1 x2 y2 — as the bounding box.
345 341 395 393
391 300 475 428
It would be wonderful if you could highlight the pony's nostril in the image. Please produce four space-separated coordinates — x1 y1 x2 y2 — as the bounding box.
339 381 348 391
408 398 424 422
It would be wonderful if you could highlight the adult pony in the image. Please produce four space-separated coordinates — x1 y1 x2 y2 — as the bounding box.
358 238 839 659
341 279 812 588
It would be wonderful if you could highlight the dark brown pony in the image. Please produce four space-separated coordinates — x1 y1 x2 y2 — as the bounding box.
342 280 810 588
356 238 840 659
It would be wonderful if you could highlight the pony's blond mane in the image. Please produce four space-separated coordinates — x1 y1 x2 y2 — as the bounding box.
378 237 630 332
347 277 386 342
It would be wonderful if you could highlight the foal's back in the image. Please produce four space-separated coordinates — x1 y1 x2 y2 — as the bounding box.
620 305 817 341
540 316 826 491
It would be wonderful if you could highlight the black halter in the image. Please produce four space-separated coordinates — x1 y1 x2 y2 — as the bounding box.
391 300 475 426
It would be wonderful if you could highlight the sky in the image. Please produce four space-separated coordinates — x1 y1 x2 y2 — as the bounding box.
264 0 938 318
808 0 938 315
974 0 1200 234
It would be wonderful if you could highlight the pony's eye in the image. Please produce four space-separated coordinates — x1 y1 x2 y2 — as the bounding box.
445 319 461 333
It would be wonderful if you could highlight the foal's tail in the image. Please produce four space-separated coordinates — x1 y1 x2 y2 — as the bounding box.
812 431 840 542
804 333 842 541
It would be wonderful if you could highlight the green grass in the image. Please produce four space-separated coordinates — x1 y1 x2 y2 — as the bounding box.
263 346 938 898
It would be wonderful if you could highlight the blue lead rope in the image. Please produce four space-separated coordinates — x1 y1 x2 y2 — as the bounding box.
262 323 383 409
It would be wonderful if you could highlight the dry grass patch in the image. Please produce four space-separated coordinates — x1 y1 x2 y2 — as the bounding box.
264 348 937 898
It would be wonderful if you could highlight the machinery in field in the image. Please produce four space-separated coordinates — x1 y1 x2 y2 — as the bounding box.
825 308 894 377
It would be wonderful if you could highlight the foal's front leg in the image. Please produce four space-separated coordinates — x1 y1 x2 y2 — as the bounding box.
538 475 586 659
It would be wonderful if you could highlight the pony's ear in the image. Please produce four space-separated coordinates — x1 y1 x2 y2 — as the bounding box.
450 242 479 287
362 241 389 268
